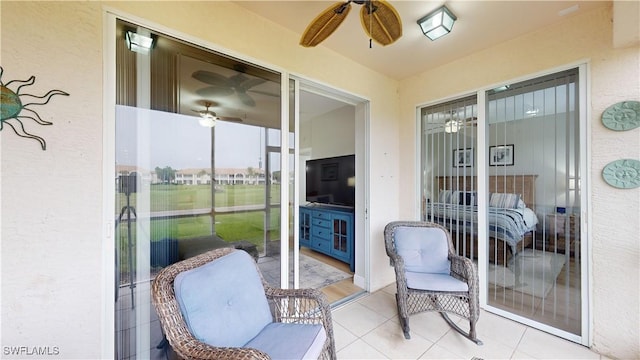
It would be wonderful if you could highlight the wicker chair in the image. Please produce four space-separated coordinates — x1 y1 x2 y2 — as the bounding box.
384 221 482 345
152 247 337 360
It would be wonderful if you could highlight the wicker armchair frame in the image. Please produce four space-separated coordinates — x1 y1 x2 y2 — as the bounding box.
384 221 482 345
152 247 337 360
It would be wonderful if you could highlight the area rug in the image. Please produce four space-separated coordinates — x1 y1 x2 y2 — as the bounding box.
258 253 352 289
296 253 352 289
487 249 566 298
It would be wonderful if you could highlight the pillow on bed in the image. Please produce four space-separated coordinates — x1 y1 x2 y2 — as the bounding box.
489 193 523 209
438 190 460 204
458 192 477 206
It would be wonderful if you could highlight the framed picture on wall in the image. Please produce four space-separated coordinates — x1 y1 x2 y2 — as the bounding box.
453 148 474 167
489 144 514 166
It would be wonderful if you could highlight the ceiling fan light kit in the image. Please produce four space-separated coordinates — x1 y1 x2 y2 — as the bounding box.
417 5 457 41
193 101 243 127
300 0 402 48
198 116 216 128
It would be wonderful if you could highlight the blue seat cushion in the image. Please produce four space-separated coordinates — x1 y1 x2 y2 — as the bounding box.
405 271 469 292
173 250 273 347
395 226 451 274
244 322 327 360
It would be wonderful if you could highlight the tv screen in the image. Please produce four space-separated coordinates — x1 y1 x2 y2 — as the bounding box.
305 155 355 207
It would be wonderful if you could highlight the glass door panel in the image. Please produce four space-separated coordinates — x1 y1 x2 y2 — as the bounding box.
485 68 583 338
421 96 479 259
419 67 585 343
114 19 282 359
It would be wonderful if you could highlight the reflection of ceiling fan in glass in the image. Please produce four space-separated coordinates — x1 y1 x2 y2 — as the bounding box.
193 101 242 127
192 68 277 107
444 109 477 133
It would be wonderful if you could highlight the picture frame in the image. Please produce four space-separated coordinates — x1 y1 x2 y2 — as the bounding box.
453 148 474 167
489 144 515 166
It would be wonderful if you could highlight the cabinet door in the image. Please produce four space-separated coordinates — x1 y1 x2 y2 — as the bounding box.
330 213 352 261
299 208 312 246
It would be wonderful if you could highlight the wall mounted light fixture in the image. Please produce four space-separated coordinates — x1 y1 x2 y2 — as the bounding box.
125 31 154 54
417 5 457 41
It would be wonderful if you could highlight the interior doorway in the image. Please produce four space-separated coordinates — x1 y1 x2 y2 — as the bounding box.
295 83 368 303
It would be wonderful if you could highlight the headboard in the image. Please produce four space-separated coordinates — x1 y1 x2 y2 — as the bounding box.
436 175 537 210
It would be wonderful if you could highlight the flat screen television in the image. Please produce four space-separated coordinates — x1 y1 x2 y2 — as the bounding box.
305 155 355 208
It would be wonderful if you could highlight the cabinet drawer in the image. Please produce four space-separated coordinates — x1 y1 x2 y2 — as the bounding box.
310 237 331 253
312 218 331 228
313 211 332 221
312 227 331 240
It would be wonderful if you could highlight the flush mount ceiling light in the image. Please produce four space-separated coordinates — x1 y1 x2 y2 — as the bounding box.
417 5 457 41
125 31 154 54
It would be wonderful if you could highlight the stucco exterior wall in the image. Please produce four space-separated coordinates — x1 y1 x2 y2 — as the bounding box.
398 4 639 359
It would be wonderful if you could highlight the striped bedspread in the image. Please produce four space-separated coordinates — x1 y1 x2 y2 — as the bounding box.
425 202 538 251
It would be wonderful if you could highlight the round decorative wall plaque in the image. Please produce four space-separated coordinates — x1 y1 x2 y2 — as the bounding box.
601 101 640 131
602 159 640 189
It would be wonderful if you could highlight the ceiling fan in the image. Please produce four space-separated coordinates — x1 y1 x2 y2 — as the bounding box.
300 0 402 48
445 117 477 133
193 101 242 127
192 67 276 107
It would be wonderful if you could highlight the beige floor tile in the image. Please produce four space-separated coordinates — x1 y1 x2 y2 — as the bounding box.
381 283 396 295
336 338 389 359
418 343 466 360
332 321 359 352
511 350 539 359
332 302 389 337
356 290 398 319
362 320 435 360
436 330 515 360
473 310 527 348
517 327 599 359
401 312 452 343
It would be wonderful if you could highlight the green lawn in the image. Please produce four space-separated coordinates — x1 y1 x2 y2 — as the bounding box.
119 184 280 210
116 184 282 272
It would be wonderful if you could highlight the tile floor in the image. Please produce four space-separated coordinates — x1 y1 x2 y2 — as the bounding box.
331 284 607 360
136 282 609 360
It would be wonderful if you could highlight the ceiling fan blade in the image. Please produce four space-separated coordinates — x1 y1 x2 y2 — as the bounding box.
237 78 267 92
360 0 402 46
196 86 234 97
300 2 352 47
192 70 231 87
248 89 279 97
217 115 243 122
237 92 256 107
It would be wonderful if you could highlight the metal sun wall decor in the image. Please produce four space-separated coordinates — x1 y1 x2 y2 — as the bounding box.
600 100 640 189
0 66 69 150
601 100 640 131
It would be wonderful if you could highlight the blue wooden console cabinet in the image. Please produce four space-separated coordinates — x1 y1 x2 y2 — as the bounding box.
299 205 354 272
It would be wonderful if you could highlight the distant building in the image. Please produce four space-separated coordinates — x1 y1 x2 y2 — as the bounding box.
115 165 269 186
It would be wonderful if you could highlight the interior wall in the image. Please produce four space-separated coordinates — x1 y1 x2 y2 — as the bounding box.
0 2 401 358
398 4 639 359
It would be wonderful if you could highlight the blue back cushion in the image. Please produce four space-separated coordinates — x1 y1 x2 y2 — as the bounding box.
174 250 273 347
394 226 450 274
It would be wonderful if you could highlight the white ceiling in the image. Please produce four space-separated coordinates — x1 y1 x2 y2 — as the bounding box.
235 0 609 80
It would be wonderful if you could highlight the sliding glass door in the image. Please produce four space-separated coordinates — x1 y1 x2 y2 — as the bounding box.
419 67 587 343
113 19 288 359
485 68 585 341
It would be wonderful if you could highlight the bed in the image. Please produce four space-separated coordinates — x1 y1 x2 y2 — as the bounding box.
425 175 539 265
